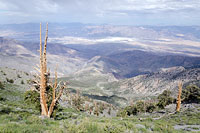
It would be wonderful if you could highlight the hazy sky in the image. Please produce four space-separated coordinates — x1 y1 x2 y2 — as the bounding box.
0 0 200 25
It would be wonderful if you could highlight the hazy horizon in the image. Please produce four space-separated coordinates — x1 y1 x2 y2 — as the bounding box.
0 0 200 26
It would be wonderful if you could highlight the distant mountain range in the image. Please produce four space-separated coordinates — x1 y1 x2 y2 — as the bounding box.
1 23 200 105
1 36 200 78
0 23 200 41
98 50 200 78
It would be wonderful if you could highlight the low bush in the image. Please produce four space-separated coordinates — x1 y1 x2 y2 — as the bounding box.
117 108 128 117
118 100 158 117
6 78 14 83
156 90 174 109
17 74 21 78
21 80 24 84
1 70 6 76
24 90 40 111
146 102 157 113
0 81 4 89
25 72 29 76
135 101 146 113
117 90 175 117
104 123 125 133
71 91 84 111
24 87 63 119
182 85 200 103
0 107 12 115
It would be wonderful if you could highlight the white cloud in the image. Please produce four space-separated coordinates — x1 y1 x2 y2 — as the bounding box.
0 0 200 25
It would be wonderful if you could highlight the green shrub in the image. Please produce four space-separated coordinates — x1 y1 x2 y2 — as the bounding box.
21 80 24 84
55 110 78 120
108 107 111 115
93 103 100 116
26 79 32 84
157 90 174 109
126 106 134 116
1 70 6 76
0 96 6 101
72 91 84 111
24 90 40 111
117 104 138 117
0 107 12 115
118 100 157 117
99 103 105 114
117 90 175 117
68 121 103 133
135 101 146 113
146 102 157 113
6 78 14 83
17 74 21 78
104 123 125 133
0 81 4 89
25 72 29 76
129 101 147 115
117 108 128 117
24 86 62 119
182 85 200 103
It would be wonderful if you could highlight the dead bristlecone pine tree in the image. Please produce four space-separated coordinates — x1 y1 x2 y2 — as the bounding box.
176 81 182 112
34 23 67 117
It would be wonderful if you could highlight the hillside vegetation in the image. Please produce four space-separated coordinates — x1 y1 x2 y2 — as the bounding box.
0 67 200 132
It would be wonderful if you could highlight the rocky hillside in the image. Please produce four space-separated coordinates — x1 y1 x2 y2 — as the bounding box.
107 66 200 103
0 37 38 72
99 50 200 78
65 66 200 106
0 37 86 76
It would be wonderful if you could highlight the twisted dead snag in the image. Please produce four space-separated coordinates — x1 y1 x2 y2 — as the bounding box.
176 81 183 112
48 68 65 117
40 23 48 116
36 23 66 117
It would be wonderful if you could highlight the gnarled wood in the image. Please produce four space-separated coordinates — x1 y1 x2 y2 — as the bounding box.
38 23 66 117
43 23 48 75
40 23 48 116
176 81 183 112
48 71 65 117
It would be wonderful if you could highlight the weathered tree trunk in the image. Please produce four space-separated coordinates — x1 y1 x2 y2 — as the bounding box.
39 23 65 117
40 23 48 116
48 68 64 117
176 81 182 112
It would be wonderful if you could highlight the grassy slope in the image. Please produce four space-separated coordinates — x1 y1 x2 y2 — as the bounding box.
0 77 200 132
0 67 199 132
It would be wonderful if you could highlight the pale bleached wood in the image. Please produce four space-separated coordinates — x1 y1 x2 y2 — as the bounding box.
176 81 183 112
